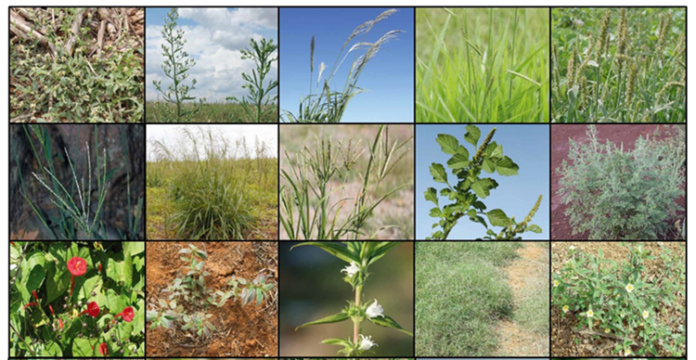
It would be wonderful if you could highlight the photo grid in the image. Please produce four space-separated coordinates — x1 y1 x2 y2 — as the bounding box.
7 5 686 360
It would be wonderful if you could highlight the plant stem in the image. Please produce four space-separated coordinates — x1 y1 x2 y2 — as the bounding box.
354 284 362 345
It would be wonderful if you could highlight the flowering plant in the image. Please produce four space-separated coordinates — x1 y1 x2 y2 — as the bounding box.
552 243 685 356
9 241 145 357
293 241 412 356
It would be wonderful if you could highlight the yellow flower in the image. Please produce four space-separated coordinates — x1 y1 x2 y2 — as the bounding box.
605 328 610 333
587 309 594 317
626 283 634 293
554 280 560 287
643 310 649 319
562 305 569 313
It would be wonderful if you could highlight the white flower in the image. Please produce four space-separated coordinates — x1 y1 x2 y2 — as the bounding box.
643 310 649 319
569 245 576 251
358 334 377 350
366 299 384 318
562 305 569 313
587 309 594 317
341 262 360 277
553 280 560 287
626 283 634 293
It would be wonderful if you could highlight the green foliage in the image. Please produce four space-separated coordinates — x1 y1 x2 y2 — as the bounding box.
424 125 542 240
417 8 549 122
552 244 685 356
552 8 685 122
10 8 143 123
152 8 199 122
292 242 412 356
556 125 685 239
146 244 275 339
416 242 519 356
148 127 277 240
9 241 145 356
226 38 278 123
282 9 403 123
12 125 143 240
146 101 279 123
280 125 412 240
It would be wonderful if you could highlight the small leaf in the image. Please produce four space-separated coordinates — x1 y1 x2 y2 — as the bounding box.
471 178 496 198
369 315 413 336
430 163 448 184
429 207 442 218
487 209 510 227
296 311 350 330
436 134 460 155
527 224 542 233
495 156 519 176
464 125 481 146
424 187 438 206
322 338 352 347
447 153 470 169
482 158 497 173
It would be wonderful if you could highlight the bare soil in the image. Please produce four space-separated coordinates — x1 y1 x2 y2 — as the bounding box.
496 242 550 356
551 241 685 356
146 241 277 357
551 124 685 240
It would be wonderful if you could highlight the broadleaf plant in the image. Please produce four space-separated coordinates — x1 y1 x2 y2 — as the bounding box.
226 37 278 122
424 125 542 240
292 242 412 356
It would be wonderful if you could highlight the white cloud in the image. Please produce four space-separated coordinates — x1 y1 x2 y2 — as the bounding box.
146 8 278 102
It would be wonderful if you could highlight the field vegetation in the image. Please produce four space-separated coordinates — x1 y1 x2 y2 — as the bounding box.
416 8 549 123
147 126 277 240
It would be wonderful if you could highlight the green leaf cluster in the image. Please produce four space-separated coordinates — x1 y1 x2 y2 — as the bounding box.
424 125 542 240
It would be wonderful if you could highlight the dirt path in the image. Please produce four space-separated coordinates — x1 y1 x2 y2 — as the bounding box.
496 242 549 356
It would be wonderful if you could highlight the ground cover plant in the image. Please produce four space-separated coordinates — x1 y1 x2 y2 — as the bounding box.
10 8 144 123
10 241 145 356
424 125 542 240
147 126 277 240
10 125 144 240
291 242 413 356
146 242 278 357
416 242 548 356
555 125 685 240
282 9 403 123
552 8 685 122
147 8 277 123
280 125 413 240
416 8 549 123
551 242 685 357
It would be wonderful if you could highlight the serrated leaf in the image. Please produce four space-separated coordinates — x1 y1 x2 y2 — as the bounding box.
430 163 448 184
424 187 438 207
464 125 481 146
369 315 413 336
447 153 470 169
527 224 542 233
436 134 460 155
471 178 495 198
429 207 442 217
482 158 497 173
495 156 519 176
296 311 350 330
487 209 510 227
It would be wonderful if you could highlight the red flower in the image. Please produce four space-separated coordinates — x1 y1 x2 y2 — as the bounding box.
23 302 38 309
58 319 64 329
98 342 108 356
98 263 102 273
67 257 87 295
67 257 87 276
32 290 39 301
115 306 135 322
79 301 100 317
49 304 55 316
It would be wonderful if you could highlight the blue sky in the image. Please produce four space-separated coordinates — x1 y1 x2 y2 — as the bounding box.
416 124 550 240
279 8 414 122
146 8 277 102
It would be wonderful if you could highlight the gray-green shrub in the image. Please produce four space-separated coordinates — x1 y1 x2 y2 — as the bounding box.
556 125 685 239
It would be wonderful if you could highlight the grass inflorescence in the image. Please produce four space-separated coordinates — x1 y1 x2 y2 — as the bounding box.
552 8 685 122
416 8 549 123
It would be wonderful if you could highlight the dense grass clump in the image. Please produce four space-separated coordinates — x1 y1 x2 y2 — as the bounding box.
417 8 549 123
552 8 685 122
416 242 520 356
146 102 278 123
148 126 277 240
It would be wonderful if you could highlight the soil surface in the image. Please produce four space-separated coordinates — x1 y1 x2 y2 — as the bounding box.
146 241 277 357
551 241 685 357
496 242 549 356
551 124 685 240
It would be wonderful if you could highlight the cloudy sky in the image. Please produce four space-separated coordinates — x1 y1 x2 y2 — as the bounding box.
146 125 278 161
146 8 278 102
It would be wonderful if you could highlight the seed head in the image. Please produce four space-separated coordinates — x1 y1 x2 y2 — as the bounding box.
596 10 611 58
625 61 639 103
474 127 497 164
